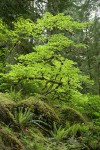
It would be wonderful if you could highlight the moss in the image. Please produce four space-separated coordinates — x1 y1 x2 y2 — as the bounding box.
0 93 59 132
0 126 26 150
0 93 16 125
60 106 87 126
17 98 59 127
21 127 47 144
0 93 15 107
0 136 5 150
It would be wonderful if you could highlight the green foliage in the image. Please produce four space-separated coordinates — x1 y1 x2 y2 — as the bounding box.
0 9 100 150
21 127 47 150
13 107 32 127
28 142 50 150
69 94 100 125
51 121 88 141
50 122 67 143
83 95 100 125
0 13 91 101
0 91 100 149
50 121 100 149
5 87 22 102
0 0 31 24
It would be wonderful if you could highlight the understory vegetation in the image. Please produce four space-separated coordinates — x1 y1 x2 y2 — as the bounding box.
0 93 100 150
0 1 100 149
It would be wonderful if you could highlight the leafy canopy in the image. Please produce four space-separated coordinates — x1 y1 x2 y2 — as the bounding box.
0 13 90 100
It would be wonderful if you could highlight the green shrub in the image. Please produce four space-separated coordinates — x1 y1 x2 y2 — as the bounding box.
78 95 100 125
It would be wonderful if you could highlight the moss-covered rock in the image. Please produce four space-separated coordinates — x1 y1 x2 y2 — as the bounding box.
0 93 99 150
17 98 59 127
0 136 5 150
60 106 87 126
0 93 59 132
21 126 47 149
0 93 15 108
0 126 26 150
0 93 16 124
